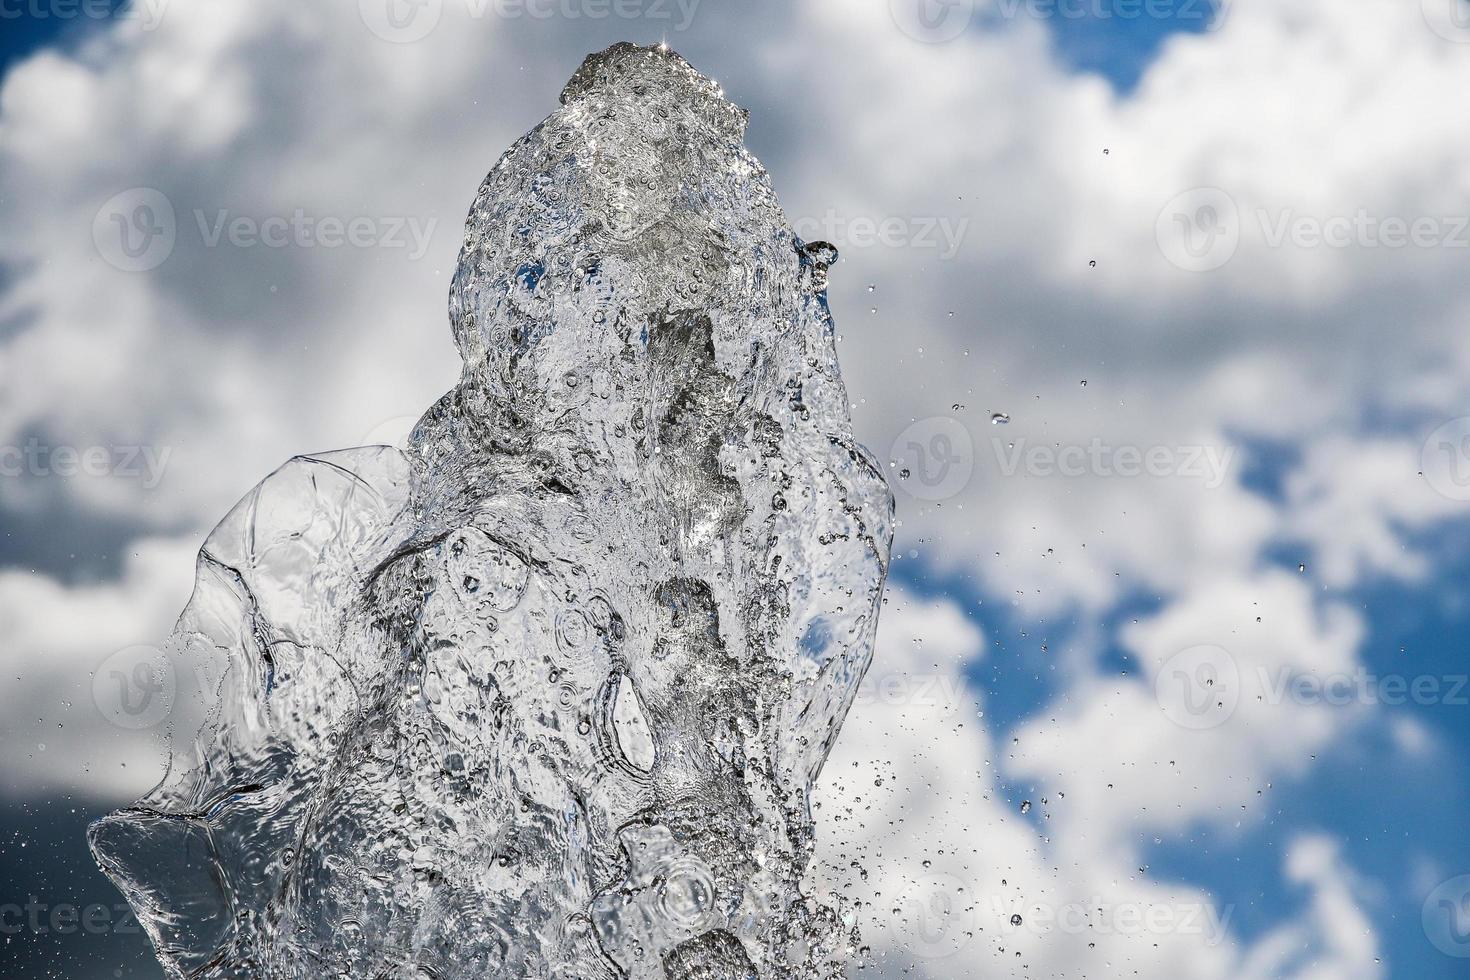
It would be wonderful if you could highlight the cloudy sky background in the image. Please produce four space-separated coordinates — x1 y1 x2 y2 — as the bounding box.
2 0 1470 976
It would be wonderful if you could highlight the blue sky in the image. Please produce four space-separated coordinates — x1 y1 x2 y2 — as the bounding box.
1008 0 1226 90
890 533 1470 979
0 0 124 77
2 1 1469 979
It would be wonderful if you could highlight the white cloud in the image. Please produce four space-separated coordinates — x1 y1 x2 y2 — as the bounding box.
0 1 1462 975
1389 715 1435 757
763 0 1470 618
2 0 1466 611
0 536 198 800
1236 835 1382 980
1002 568 1367 866
818 588 1383 979
1284 435 1463 589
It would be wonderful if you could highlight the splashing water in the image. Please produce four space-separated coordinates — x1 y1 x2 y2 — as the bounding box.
90 42 893 979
